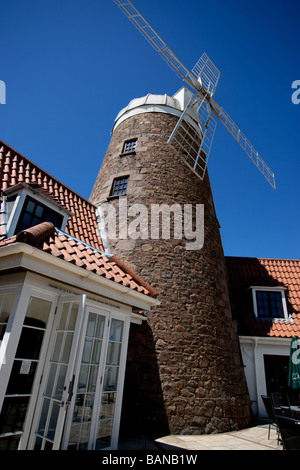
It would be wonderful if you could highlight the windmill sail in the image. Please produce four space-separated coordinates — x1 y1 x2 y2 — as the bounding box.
209 99 276 189
113 0 276 190
192 53 221 97
168 95 217 180
112 0 200 92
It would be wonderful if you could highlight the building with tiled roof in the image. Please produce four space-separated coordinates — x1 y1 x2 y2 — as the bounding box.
0 139 158 450
226 256 300 418
0 125 298 447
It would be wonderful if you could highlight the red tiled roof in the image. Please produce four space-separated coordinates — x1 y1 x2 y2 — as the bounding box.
226 256 300 338
0 221 157 297
0 140 103 250
0 140 157 298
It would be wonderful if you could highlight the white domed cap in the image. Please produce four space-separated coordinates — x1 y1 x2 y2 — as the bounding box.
112 87 201 135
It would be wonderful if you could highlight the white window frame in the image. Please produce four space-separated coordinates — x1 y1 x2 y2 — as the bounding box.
2 184 71 237
251 286 290 321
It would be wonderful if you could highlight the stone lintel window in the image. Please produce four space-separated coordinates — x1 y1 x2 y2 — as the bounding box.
120 139 137 156
110 176 129 197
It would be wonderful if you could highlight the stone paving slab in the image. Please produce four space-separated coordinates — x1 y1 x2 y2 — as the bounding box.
155 424 282 451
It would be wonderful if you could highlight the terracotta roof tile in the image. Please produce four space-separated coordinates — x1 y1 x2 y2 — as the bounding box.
0 222 156 297
0 140 158 299
0 140 103 251
226 256 300 338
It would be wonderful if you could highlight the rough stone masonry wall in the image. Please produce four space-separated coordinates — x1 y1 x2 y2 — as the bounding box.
90 111 251 436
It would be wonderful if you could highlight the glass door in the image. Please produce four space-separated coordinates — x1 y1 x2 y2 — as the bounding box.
28 298 129 451
95 318 125 449
0 293 54 450
64 310 108 450
63 313 127 450
28 295 86 450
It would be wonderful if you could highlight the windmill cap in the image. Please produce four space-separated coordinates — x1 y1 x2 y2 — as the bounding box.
112 87 201 135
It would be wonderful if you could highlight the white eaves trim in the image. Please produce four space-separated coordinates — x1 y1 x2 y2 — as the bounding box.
0 242 160 312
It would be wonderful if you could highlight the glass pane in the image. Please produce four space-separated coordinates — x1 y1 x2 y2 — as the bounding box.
96 316 105 339
103 366 119 392
51 332 63 362
78 365 89 393
37 398 50 435
54 365 67 400
6 360 38 394
45 363 57 397
34 436 43 450
44 440 53 450
61 332 74 362
86 313 97 337
47 401 60 440
92 339 102 363
32 216 41 226
0 293 16 340
95 419 113 449
101 392 116 419
14 297 52 360
82 338 93 363
0 396 29 434
78 423 91 450
25 297 51 326
87 366 98 392
109 319 123 342
35 205 44 218
72 394 85 423
0 434 21 450
68 303 79 330
106 342 121 365
58 303 69 330
68 424 80 450
15 326 45 360
26 200 35 213
21 212 32 227
0 293 15 323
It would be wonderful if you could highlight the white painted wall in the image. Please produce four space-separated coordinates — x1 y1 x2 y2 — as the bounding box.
239 336 291 418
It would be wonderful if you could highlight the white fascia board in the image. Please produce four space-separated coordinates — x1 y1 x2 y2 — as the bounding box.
239 335 292 347
0 242 160 312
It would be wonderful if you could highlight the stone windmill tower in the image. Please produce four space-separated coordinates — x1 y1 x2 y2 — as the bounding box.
89 1 276 436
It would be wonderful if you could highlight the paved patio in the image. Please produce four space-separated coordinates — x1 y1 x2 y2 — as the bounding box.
119 421 283 450
156 423 282 450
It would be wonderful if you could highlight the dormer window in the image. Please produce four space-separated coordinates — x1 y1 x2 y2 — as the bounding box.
251 287 289 320
15 196 63 233
1 183 72 238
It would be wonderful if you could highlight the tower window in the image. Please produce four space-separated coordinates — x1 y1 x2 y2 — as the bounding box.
110 176 129 197
122 139 137 155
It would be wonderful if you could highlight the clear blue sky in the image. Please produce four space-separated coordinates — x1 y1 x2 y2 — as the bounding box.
1 0 299 259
